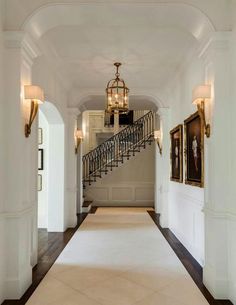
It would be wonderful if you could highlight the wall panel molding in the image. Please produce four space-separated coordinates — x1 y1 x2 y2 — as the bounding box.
86 182 154 206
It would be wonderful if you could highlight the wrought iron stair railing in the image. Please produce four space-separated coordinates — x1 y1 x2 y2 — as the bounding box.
83 111 154 187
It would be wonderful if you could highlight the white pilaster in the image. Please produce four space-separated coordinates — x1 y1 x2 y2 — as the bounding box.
2 31 40 299
200 32 233 299
66 108 80 227
77 113 83 214
155 108 171 228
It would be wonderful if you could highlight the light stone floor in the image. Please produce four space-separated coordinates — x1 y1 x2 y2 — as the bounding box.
26 208 209 305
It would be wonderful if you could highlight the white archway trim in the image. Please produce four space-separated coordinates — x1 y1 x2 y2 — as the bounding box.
39 101 65 232
22 3 215 43
71 90 165 110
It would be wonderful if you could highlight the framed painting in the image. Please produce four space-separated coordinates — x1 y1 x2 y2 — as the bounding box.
38 149 44 170
170 124 183 183
38 174 42 191
184 111 204 187
38 128 43 145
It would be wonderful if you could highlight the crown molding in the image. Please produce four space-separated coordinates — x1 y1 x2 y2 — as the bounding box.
198 31 232 61
67 107 81 116
157 107 170 117
4 31 41 66
203 207 236 221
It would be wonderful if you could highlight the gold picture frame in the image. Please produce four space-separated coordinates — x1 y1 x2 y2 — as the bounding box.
170 124 183 183
184 111 204 188
38 174 42 191
38 128 43 145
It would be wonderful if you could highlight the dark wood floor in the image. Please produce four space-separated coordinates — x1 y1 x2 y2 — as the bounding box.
2 208 233 305
148 211 233 305
2 213 88 305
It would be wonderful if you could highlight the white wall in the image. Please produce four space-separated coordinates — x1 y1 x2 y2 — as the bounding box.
0 1 5 302
168 57 205 265
227 11 236 304
85 143 155 206
38 111 49 228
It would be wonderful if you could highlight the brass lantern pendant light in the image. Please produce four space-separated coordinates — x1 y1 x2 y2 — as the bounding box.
106 62 129 114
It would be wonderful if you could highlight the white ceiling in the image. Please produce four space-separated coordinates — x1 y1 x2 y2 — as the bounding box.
41 25 196 92
79 95 159 111
9 1 230 107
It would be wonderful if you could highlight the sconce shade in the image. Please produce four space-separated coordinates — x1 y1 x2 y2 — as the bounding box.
154 130 161 140
192 85 211 105
75 129 83 139
24 85 44 104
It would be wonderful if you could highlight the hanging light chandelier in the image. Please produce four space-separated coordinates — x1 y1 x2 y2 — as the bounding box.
106 62 129 114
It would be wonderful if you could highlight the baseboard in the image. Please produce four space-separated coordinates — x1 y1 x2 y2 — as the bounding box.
94 201 154 207
4 267 32 300
169 225 204 266
203 265 229 299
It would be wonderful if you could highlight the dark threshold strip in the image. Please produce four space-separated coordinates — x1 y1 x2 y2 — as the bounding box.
148 211 233 305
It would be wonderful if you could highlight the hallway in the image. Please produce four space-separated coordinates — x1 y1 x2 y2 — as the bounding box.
26 208 209 305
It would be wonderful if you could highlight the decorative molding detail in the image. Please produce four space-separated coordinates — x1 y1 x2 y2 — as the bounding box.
4 31 41 66
67 107 81 117
203 207 236 221
22 34 41 65
198 31 232 62
170 189 204 209
0 206 35 219
4 31 25 48
85 183 154 205
169 224 204 266
157 107 170 118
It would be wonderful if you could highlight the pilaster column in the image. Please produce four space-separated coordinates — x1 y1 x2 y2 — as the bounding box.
114 111 119 134
155 107 171 228
77 113 83 214
3 31 40 299
200 32 233 299
66 108 80 227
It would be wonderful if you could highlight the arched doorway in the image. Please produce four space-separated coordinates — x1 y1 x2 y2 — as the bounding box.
38 101 65 232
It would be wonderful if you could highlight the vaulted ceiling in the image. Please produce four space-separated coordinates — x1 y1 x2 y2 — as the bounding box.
3 1 233 108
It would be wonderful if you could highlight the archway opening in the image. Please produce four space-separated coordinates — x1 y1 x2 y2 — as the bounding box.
38 101 65 232
77 94 160 211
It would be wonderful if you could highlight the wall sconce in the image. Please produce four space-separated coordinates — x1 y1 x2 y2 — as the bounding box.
192 85 211 138
24 85 44 138
75 129 83 154
154 130 162 155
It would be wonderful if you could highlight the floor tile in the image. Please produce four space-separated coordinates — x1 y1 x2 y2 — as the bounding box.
26 208 209 305
47 290 101 305
161 277 209 305
51 265 119 292
134 291 187 305
26 275 78 305
83 276 154 305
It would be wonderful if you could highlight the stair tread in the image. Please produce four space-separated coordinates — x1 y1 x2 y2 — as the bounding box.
83 111 154 189
83 200 93 207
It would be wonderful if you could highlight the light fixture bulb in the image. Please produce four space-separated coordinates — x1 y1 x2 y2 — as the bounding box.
105 63 129 114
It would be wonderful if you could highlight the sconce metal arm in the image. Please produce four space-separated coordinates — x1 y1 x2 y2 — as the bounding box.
25 100 39 137
157 140 162 155
75 138 82 154
197 100 210 138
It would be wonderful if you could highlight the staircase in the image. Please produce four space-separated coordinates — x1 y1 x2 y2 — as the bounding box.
82 111 155 188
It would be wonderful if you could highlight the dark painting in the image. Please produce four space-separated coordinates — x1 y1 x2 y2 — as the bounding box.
184 112 204 187
170 125 183 183
106 110 134 126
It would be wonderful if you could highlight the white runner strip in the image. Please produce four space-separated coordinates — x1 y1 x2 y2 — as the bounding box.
27 209 209 305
